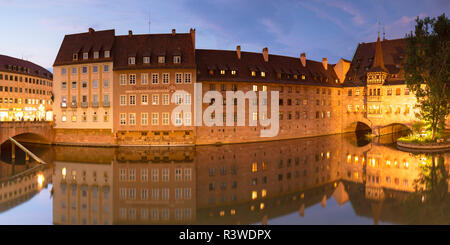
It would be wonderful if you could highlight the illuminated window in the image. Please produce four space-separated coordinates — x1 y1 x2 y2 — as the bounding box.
261 72 265 77
251 191 257 200
253 85 258 91
347 154 351 163
141 94 148 105
261 189 267 198
158 56 165 64
220 70 225 75
231 70 236 75
251 162 258 173
251 71 256 77
152 95 159 105
141 73 148 84
129 113 136 125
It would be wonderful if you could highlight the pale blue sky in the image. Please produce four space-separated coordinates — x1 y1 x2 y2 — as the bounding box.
0 0 448 71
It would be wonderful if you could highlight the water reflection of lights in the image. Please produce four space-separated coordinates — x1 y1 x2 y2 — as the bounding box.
37 173 45 188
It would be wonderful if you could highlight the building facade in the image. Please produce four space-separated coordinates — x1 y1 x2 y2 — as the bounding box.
0 54 53 122
52 28 434 146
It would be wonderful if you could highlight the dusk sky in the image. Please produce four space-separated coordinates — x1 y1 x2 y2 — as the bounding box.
0 0 448 71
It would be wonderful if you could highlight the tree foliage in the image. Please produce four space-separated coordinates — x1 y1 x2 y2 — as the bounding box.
404 13 450 139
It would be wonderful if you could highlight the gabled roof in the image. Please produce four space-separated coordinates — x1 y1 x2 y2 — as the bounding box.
343 38 407 86
113 33 195 70
53 29 115 66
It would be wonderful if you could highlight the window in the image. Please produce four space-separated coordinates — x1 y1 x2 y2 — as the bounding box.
185 112 191 125
396 88 401 95
175 73 182 84
162 113 169 125
141 73 148 85
82 66 88 74
261 72 266 77
231 70 236 75
251 71 256 77
103 65 109 72
93 51 99 59
253 85 258 91
141 113 148 125
120 74 127 85
173 56 181 64
158 56 165 64
61 68 67 75
163 94 169 105
104 50 110 58
83 52 88 59
387 88 392 95
141 94 148 105
185 94 191 104
62 82 67 89
72 67 77 74
129 74 136 85
129 95 136 105
128 57 135 65
152 73 159 84
120 95 126 106
162 73 169 84
404 87 410 95
143 56 150 64
103 79 109 88
152 95 159 105
72 81 77 89
129 113 136 125
175 112 182 125
348 89 352 96
220 70 225 75
92 66 98 73
92 80 98 88
152 113 159 125
185 73 191 83
120 113 126 125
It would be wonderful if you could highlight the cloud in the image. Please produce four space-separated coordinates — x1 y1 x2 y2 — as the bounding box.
315 0 365 25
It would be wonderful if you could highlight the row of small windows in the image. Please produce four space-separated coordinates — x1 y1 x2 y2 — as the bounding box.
3 64 51 78
347 87 410 96
119 168 192 182
120 94 190 106
73 50 110 61
61 80 110 89
119 112 191 126
209 69 335 83
60 111 109 122
0 86 50 95
0 73 52 86
119 73 191 85
0 98 48 105
61 65 110 75
128 55 182 65
118 207 192 221
119 187 191 201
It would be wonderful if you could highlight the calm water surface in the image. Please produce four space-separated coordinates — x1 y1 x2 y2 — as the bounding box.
0 133 448 225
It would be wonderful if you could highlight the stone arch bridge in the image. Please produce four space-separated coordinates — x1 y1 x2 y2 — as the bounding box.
0 122 53 145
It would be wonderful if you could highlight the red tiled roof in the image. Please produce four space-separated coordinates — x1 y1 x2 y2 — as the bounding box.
196 49 340 87
344 38 407 85
53 29 115 66
0 54 52 79
113 33 195 70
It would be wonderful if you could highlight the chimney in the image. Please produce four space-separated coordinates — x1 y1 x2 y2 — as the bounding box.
300 53 306 67
172 29 176 36
128 30 132 37
236 45 241 60
322 58 328 70
88 27 95 34
262 47 269 62
190 28 196 48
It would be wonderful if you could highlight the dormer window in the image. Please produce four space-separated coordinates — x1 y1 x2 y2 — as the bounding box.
104 50 110 58
173 56 181 64
231 70 236 75
143 56 150 64
83 52 88 59
158 56 165 64
73 53 78 60
220 70 225 75
261 72 266 77
301 75 306 80
209 70 214 75
251 71 256 77
93 51 99 59
128 57 135 65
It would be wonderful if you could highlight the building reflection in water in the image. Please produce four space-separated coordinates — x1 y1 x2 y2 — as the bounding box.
50 133 449 225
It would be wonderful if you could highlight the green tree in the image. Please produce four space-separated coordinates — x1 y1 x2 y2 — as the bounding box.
404 13 450 140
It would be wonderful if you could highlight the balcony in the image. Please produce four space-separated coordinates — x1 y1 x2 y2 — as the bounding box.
91 101 99 107
103 101 110 107
81 102 88 108
367 95 382 102
70 101 77 108
60 102 67 108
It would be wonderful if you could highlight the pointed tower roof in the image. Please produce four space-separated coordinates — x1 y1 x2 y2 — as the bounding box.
370 36 388 72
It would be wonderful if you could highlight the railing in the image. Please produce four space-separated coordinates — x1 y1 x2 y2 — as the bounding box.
91 101 99 107
81 101 88 108
103 101 110 107
71 101 77 108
